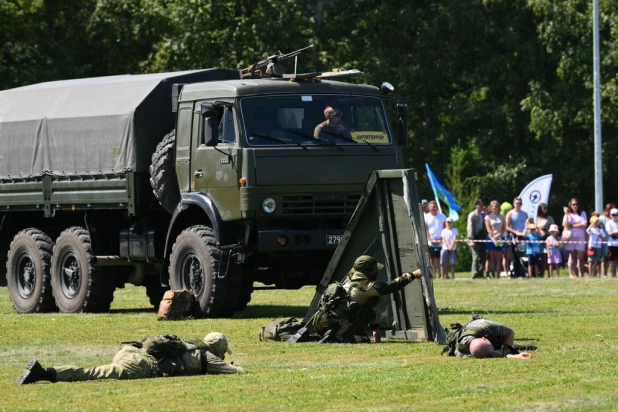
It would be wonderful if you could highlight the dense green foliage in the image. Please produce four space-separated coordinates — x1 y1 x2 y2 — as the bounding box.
2 279 618 410
2 0 617 217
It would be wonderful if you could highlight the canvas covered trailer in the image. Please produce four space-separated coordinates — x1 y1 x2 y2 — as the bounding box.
0 68 240 215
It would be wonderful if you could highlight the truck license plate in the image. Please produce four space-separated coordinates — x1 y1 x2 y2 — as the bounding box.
326 235 342 245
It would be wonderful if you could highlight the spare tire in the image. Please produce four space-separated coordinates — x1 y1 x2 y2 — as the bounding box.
150 130 180 214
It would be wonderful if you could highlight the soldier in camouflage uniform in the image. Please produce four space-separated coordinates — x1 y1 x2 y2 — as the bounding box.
15 332 245 384
313 255 423 343
455 318 533 359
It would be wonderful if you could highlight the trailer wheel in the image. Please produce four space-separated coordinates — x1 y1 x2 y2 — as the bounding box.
51 227 114 313
6 229 56 313
150 130 180 214
169 225 240 317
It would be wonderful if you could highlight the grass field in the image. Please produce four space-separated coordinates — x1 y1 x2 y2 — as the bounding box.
2 276 618 411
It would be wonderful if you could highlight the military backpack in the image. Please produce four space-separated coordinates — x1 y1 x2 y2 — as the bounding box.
157 289 199 321
260 317 304 342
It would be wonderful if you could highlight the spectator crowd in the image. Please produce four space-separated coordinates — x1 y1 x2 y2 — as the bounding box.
422 198 618 279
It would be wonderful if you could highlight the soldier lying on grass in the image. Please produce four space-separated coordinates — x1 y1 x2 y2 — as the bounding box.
16 332 245 384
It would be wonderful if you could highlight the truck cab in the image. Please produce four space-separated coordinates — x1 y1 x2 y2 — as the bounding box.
163 75 408 312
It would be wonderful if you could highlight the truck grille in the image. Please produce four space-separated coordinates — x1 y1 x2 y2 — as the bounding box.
282 194 361 215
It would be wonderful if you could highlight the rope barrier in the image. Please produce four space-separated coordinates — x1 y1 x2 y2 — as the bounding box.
427 238 615 245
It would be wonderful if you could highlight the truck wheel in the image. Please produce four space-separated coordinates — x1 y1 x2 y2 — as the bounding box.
6 229 56 313
51 227 114 313
150 130 180 214
146 275 169 311
169 226 240 317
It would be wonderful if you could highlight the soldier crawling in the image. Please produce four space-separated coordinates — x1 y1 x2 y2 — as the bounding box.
15 332 245 384
313 255 423 343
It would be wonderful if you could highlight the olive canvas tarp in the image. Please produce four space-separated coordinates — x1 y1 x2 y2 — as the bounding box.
0 69 239 180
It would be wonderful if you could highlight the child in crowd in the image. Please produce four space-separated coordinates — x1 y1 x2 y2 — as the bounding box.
546 224 562 277
440 217 458 279
586 216 606 277
525 223 541 278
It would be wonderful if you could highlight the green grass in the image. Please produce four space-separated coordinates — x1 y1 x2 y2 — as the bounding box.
2 276 618 411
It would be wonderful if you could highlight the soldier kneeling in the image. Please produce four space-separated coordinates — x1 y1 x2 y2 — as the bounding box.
313 255 423 343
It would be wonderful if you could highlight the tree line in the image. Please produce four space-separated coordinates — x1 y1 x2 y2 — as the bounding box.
2 0 617 220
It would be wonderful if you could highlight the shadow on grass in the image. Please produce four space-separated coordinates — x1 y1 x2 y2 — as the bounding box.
235 305 310 319
109 308 157 314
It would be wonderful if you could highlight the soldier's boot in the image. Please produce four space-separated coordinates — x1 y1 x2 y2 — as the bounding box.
15 359 57 385
512 344 538 351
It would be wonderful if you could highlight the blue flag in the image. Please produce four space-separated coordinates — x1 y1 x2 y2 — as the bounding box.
425 163 461 221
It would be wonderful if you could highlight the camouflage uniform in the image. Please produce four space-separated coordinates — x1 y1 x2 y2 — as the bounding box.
15 333 244 385
313 255 417 343
455 318 513 358
313 121 352 140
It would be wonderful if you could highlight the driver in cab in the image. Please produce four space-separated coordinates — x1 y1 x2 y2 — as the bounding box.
314 105 352 141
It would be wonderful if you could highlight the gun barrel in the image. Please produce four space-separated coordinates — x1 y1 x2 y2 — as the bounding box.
273 44 314 63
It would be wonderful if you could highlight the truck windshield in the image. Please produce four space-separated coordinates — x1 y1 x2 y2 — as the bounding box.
240 95 392 147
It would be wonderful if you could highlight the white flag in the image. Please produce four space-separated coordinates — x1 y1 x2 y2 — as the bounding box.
519 174 553 219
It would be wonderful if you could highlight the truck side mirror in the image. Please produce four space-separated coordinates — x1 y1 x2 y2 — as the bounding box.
397 103 409 147
200 103 220 147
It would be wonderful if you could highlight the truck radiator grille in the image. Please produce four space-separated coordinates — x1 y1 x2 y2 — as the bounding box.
282 195 361 215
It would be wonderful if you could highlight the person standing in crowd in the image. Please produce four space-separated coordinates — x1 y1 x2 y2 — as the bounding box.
467 199 486 279
524 223 541 278
500 201 514 272
484 200 507 279
422 199 429 215
441 217 458 279
586 216 606 277
425 201 446 276
534 203 554 277
506 197 529 240
599 203 615 277
562 198 587 278
546 224 562 277
604 208 618 278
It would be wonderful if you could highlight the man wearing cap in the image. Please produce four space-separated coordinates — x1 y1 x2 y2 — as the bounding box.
313 255 423 343
422 199 429 215
467 199 487 279
15 332 245 385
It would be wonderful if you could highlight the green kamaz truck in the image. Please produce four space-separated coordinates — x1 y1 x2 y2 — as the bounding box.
0 67 408 316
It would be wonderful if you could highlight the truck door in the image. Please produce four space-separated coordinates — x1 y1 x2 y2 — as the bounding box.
191 104 242 221
175 102 194 192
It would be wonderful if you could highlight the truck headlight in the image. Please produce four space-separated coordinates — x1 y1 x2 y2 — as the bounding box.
262 198 276 213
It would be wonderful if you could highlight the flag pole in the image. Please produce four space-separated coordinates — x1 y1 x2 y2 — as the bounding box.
434 195 442 214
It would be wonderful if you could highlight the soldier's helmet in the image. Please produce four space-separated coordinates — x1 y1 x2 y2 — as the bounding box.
353 255 385 277
203 332 233 359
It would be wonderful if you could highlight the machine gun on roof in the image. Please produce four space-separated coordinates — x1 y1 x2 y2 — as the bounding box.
241 45 313 78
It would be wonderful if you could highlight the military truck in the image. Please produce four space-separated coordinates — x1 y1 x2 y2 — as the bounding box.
0 67 409 316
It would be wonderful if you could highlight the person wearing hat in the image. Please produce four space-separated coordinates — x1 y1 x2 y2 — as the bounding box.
467 199 487 279
586 216 606 277
15 332 245 384
546 224 562 277
524 222 542 278
422 199 429 215
312 255 423 343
